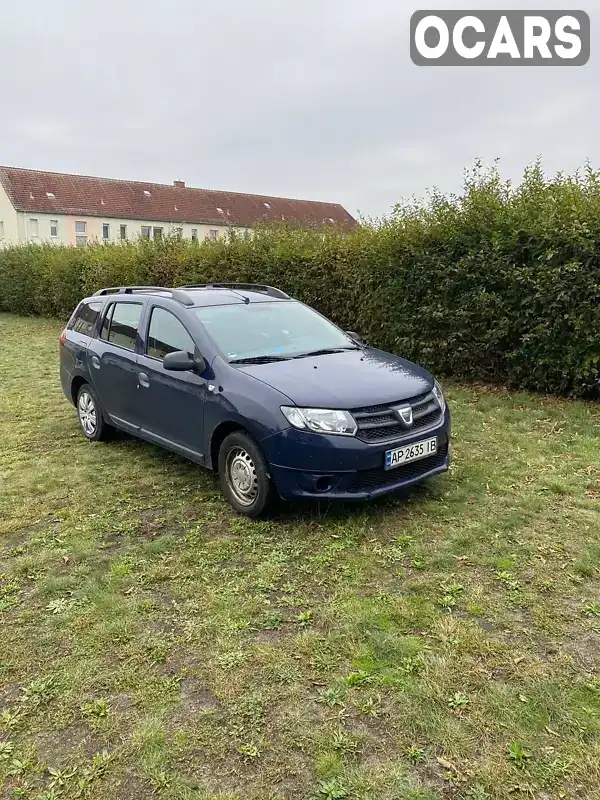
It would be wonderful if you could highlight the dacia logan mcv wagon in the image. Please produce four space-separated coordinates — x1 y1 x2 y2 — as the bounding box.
60 284 451 516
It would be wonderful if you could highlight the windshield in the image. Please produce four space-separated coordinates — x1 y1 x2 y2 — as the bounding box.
195 301 357 362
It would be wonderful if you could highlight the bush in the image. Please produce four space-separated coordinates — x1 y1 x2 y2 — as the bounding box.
1 160 599 397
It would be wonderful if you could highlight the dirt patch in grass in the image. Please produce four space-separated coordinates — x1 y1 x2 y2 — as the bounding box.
177 677 220 714
105 771 153 800
0 680 22 702
32 722 102 768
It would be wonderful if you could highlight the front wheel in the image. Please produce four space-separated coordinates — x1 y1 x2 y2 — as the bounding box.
218 431 276 517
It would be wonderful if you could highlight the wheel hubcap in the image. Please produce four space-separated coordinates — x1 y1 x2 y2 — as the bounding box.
78 391 97 436
225 447 258 506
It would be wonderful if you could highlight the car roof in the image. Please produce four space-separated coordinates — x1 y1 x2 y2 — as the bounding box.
84 284 292 309
186 289 287 307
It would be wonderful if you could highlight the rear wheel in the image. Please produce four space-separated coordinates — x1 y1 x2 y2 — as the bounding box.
76 384 109 442
218 431 276 517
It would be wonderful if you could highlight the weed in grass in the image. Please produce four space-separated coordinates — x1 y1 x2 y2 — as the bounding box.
399 655 423 676
296 610 313 627
261 613 283 629
582 603 600 617
318 777 348 798
21 677 58 708
238 742 261 760
316 688 347 708
465 785 493 800
73 750 113 795
537 579 554 593
329 729 359 756
448 691 470 710
81 699 109 719
0 741 15 761
404 745 426 764
0 710 22 730
508 740 532 767
45 597 73 615
48 764 78 789
495 571 521 592
354 694 382 716
344 670 373 688
6 757 36 777
0 581 21 611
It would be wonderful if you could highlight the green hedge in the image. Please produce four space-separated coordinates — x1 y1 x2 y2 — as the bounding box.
1 162 599 397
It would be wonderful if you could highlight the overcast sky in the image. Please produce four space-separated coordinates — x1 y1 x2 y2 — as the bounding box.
0 0 597 218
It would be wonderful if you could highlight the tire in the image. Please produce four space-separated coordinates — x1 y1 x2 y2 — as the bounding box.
218 431 276 517
76 383 110 442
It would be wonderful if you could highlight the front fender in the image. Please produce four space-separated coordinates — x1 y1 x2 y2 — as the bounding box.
202 366 292 468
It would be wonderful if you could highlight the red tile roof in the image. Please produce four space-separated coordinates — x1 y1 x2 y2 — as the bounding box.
0 166 356 230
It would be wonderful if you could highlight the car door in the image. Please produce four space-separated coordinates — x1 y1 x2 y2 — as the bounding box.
136 305 207 460
86 300 144 431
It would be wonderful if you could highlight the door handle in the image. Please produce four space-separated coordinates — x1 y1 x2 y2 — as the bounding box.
90 355 101 370
138 372 150 388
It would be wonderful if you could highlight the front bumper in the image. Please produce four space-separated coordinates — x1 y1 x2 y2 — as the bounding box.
262 409 451 501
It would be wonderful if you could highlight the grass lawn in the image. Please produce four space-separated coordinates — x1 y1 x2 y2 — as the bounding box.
1 313 600 800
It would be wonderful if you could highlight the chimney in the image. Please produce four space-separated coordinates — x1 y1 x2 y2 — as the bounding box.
173 180 185 188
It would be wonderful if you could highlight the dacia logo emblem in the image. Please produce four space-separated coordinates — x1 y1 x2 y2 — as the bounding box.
396 404 413 426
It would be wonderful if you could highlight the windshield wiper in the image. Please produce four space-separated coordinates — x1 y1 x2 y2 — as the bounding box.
292 347 359 359
230 355 292 364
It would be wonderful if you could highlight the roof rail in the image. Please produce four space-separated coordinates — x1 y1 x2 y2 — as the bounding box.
180 283 290 299
92 286 195 306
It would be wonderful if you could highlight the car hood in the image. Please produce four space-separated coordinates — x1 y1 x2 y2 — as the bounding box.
238 347 433 408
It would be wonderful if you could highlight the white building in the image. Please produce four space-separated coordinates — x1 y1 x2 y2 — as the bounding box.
0 166 356 247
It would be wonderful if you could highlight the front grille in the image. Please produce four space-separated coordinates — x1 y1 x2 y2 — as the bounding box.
353 391 443 443
348 441 449 493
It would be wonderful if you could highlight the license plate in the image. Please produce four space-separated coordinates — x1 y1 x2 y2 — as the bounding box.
385 437 437 470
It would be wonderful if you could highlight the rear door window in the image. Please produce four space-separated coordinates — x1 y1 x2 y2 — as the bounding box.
101 302 143 351
147 307 196 360
69 301 103 336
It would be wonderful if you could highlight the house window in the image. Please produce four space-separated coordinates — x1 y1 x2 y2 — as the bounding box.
141 226 151 239
191 229 198 241
50 220 58 238
0 221 4 240
173 227 183 239
209 229 219 240
29 218 39 238
120 225 127 240
102 223 110 241
75 221 87 246
153 227 163 239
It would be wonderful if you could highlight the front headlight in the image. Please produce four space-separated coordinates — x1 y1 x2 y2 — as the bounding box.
281 406 357 436
433 380 446 414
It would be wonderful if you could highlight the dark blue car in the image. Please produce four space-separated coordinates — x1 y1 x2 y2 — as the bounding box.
60 284 451 516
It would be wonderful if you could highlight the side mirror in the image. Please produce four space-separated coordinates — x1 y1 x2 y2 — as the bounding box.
163 350 206 373
346 330 364 345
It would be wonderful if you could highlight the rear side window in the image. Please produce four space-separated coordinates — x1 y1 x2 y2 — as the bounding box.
100 302 143 351
147 307 195 359
69 301 103 336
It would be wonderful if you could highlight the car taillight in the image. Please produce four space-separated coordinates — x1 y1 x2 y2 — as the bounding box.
59 329 67 346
